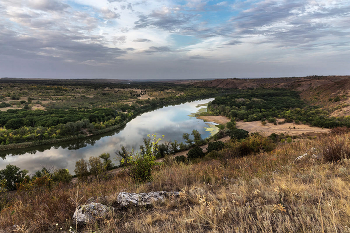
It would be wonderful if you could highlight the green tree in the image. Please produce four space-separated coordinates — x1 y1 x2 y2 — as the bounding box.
74 159 89 181
121 134 161 182
183 133 193 145
52 169 72 183
191 129 203 146
88 156 104 177
0 165 28 191
99 153 113 170
187 146 205 160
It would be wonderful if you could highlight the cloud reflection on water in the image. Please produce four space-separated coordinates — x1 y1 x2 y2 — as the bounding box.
0 99 215 174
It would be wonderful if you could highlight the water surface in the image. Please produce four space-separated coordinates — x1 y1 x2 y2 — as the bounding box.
0 99 216 174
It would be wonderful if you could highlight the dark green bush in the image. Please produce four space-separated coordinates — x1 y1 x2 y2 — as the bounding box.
0 164 28 191
52 169 72 183
174 155 188 164
207 141 225 153
187 146 205 160
74 159 89 181
230 128 249 140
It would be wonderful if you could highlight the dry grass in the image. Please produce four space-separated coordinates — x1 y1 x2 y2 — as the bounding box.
1 134 350 232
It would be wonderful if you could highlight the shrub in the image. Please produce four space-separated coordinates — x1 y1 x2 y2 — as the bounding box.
230 128 249 140
322 137 350 163
207 141 225 153
74 159 89 180
174 155 188 164
205 150 221 159
99 153 114 170
121 134 161 182
330 127 350 135
0 165 28 191
89 156 104 177
187 146 205 160
234 135 275 157
126 154 156 182
52 169 72 183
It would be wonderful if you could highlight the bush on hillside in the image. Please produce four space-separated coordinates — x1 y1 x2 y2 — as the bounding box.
322 137 350 162
187 146 205 160
234 135 275 157
52 169 72 183
230 128 249 140
0 165 28 191
207 141 225 153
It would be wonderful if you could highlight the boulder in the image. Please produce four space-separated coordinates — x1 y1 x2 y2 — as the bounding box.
117 191 180 207
73 202 114 224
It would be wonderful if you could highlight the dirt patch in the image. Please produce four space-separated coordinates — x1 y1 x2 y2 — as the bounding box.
0 106 21 111
236 120 330 136
138 94 154 100
197 116 230 125
32 104 45 110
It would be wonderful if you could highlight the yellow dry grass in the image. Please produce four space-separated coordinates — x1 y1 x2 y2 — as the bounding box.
1 133 350 232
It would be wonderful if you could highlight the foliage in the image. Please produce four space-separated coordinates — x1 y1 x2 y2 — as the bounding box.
88 156 104 177
170 140 179 154
182 133 193 145
191 129 203 146
74 159 89 181
187 146 205 160
233 134 275 157
0 79 229 147
207 141 225 153
99 153 114 170
52 169 72 183
0 164 28 191
174 155 188 164
182 130 204 147
121 134 162 182
209 88 350 129
230 128 249 140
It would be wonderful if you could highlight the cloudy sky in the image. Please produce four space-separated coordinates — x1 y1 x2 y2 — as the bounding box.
0 0 349 79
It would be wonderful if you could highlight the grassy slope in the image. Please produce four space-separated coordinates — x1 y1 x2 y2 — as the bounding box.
1 133 350 232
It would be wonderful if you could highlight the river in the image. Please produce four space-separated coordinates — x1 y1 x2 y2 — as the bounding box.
0 99 217 174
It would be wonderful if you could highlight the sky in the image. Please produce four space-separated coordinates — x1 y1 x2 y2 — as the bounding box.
0 0 349 79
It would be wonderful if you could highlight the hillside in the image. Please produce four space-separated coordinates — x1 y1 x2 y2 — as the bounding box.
194 76 350 116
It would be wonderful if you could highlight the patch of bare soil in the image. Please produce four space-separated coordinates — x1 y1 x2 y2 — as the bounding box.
0 107 21 112
138 94 154 100
32 104 45 110
197 116 230 125
236 120 330 136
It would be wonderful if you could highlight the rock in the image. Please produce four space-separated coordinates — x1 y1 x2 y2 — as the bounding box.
117 191 180 207
73 202 114 224
295 153 308 162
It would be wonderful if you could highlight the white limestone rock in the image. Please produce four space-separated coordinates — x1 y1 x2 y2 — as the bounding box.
117 191 180 207
73 202 114 224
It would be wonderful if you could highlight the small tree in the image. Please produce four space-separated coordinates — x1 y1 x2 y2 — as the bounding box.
182 133 193 145
121 134 162 182
52 169 72 183
191 129 203 146
230 128 249 140
207 141 225 153
99 153 113 170
0 165 28 191
74 159 89 181
89 156 104 177
187 146 205 160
